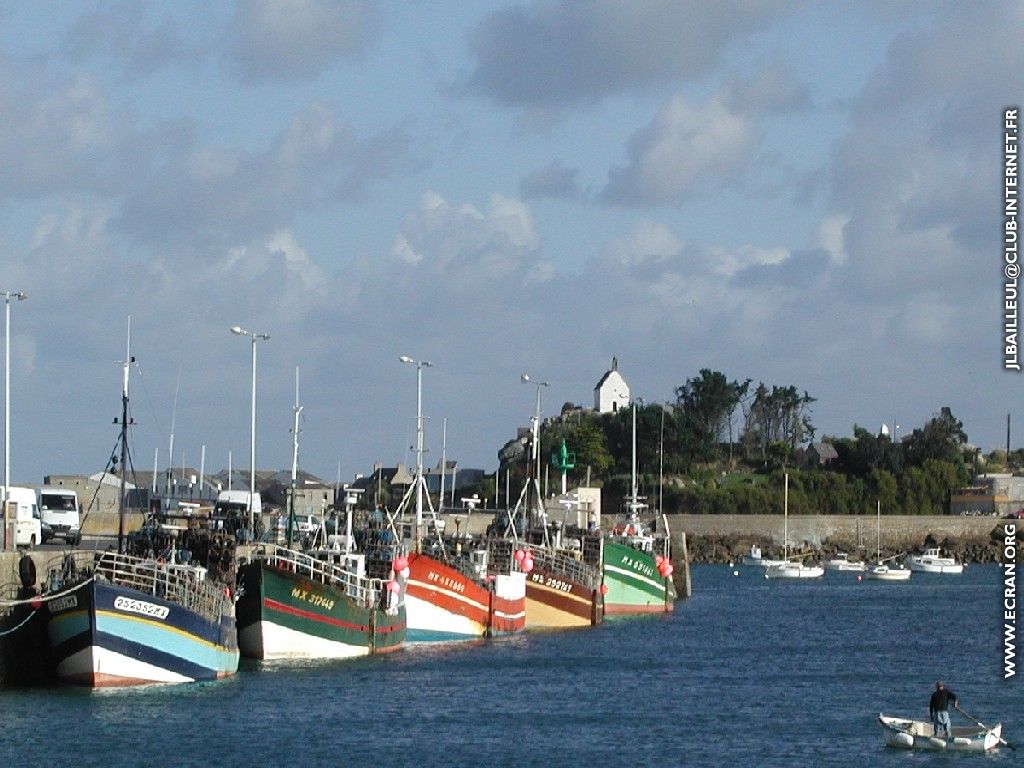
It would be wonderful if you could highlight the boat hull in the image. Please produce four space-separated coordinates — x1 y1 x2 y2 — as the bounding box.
47 579 238 687
404 553 526 641
602 541 674 615
864 566 912 581
879 715 1002 752
524 565 601 629
907 561 964 574
236 561 404 660
765 564 825 579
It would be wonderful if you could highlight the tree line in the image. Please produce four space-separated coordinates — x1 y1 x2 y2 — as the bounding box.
493 370 976 516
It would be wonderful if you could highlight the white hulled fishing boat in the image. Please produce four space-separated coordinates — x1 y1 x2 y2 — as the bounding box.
907 547 964 574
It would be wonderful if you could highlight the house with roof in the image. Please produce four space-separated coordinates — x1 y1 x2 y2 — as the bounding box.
594 356 630 414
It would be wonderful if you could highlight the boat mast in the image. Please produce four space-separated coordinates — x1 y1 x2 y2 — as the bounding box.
783 472 789 561
631 402 638 511
876 499 881 563
116 317 132 555
287 366 302 549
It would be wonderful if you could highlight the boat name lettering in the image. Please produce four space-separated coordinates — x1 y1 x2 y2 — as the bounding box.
530 573 572 593
48 595 78 613
113 596 169 620
426 572 465 593
290 587 335 612
620 555 654 577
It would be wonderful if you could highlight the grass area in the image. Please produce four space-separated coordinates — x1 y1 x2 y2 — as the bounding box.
718 473 768 488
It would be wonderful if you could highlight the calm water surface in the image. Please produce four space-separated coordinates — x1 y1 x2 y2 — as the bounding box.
2 565 1019 767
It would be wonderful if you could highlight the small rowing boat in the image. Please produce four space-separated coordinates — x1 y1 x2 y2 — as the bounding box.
878 714 1004 752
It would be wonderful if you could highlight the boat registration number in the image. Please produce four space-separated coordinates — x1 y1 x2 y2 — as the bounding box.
290 587 335 612
113 596 170 620
530 574 573 593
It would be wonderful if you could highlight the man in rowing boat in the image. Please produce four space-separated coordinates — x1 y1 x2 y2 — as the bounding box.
929 681 958 739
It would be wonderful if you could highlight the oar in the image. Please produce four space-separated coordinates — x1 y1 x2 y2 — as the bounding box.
955 705 1017 750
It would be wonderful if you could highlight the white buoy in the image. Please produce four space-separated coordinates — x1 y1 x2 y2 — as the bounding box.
732 570 739 577
728 561 734 567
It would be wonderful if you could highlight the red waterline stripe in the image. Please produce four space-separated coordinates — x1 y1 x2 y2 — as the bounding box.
264 598 402 635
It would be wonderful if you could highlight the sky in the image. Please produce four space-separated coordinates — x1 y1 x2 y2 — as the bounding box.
0 0 1019 485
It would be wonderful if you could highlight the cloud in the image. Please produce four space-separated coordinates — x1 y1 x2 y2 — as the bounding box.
828 1 1022 300
724 61 810 115
601 95 754 205
61 1 199 78
0 60 145 200
226 0 382 83
463 0 792 106
519 161 579 199
116 101 414 245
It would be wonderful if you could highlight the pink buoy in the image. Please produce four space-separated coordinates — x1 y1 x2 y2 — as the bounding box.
514 549 526 562
599 584 609 596
399 567 411 579
387 580 400 593
522 558 534 573
663 564 674 577
655 555 664 566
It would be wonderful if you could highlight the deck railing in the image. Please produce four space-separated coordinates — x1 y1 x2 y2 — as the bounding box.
526 546 601 590
249 544 386 610
94 551 226 625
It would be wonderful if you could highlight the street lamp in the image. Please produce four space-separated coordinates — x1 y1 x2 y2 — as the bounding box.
400 355 432 552
520 373 549 483
231 325 270 534
3 292 26 550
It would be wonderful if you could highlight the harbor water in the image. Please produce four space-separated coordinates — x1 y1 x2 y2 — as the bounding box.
2 565 1017 766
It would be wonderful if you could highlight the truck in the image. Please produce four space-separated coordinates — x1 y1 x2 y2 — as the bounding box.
1 486 42 548
212 490 262 542
36 487 82 544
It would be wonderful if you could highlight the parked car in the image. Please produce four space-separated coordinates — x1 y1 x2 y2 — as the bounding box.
1004 509 1024 519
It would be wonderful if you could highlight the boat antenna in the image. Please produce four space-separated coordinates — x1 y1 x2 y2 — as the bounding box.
116 316 135 554
287 366 302 549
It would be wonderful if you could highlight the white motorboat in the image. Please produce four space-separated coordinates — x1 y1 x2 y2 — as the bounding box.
907 547 964 574
878 714 1004 752
824 552 865 572
862 501 911 582
763 473 823 580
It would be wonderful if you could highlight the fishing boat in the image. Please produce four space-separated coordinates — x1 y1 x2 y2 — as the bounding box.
824 552 866 572
393 361 526 642
235 540 405 659
235 373 405 659
878 714 1004 752
602 403 675 614
46 320 239 686
907 547 964 574
404 537 526 641
863 501 911 582
765 473 824 580
503 375 602 628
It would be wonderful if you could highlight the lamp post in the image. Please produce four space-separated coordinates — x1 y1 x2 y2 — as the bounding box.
231 325 270 534
400 355 432 552
3 291 26 551
520 373 549 485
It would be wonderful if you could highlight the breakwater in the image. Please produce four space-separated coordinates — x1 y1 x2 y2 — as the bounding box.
669 514 1014 565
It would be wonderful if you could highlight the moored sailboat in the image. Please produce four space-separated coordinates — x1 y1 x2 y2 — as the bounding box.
765 473 824 580
863 501 911 582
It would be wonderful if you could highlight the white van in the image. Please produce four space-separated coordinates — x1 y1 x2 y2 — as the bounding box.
1 486 42 548
36 487 82 544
